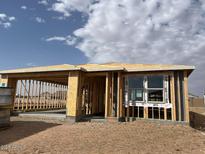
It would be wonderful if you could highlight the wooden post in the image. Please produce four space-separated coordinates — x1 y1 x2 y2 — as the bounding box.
170 72 176 121
144 107 148 119
184 71 190 122
105 72 109 118
164 108 167 120
37 81 41 109
177 72 182 121
117 72 123 120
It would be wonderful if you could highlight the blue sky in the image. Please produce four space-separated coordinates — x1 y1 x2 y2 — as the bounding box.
0 0 87 70
0 0 205 95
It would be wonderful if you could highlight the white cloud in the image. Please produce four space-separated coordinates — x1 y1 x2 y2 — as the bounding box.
21 6 27 10
46 36 67 42
51 0 93 17
35 17 45 23
46 35 77 45
8 16 15 21
0 13 7 20
38 0 49 6
50 0 205 95
0 13 15 28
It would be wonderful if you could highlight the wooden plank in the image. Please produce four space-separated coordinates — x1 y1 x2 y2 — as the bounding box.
111 72 114 116
164 108 167 120
105 72 109 118
184 71 190 122
144 107 148 119
117 72 121 118
118 72 124 118
170 72 176 121
177 72 182 121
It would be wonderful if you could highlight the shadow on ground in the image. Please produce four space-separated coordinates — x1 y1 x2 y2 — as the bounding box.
190 111 205 131
0 120 61 146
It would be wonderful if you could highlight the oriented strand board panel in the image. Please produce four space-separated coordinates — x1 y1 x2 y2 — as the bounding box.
0 64 79 74
66 71 79 117
0 63 195 75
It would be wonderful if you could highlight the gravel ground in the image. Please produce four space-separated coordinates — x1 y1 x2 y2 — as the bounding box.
0 116 205 154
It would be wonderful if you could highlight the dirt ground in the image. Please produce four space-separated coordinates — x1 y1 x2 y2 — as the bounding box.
0 117 205 154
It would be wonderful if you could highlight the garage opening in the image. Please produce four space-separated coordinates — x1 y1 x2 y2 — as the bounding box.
12 75 68 119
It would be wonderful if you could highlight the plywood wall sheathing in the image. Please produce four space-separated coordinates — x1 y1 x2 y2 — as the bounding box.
66 71 80 117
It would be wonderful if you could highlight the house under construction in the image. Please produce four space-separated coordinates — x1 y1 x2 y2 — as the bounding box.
0 63 195 122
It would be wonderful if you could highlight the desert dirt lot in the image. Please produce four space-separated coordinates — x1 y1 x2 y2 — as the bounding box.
0 116 205 154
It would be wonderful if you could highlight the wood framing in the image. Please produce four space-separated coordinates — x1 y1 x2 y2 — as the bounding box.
0 63 194 123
